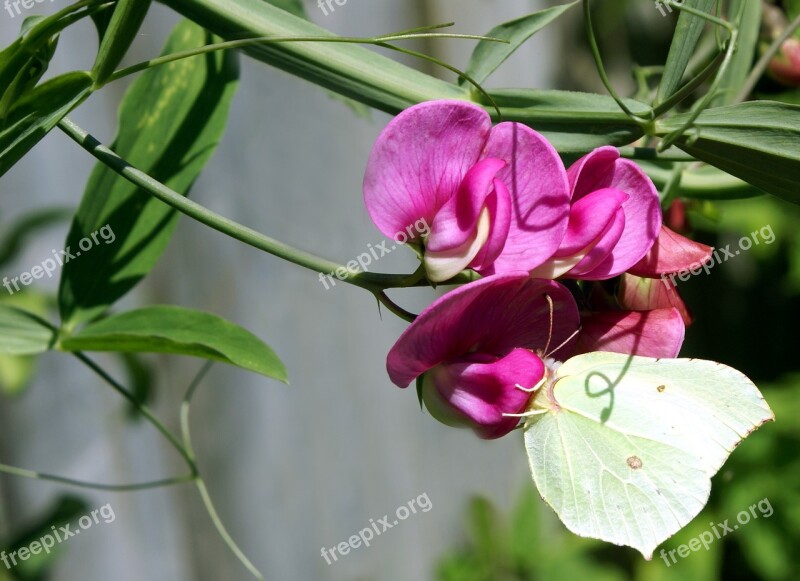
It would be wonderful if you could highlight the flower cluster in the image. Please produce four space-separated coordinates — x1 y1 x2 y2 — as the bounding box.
364 101 712 439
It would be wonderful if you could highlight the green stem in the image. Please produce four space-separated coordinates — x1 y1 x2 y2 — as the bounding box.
376 292 417 323
72 351 196 472
180 362 264 580
735 13 800 104
58 116 472 294
0 464 194 491
651 49 726 118
105 30 505 86
582 0 652 123
658 12 739 151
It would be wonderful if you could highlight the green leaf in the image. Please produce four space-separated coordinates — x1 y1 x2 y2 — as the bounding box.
58 19 239 329
264 0 307 18
164 0 470 113
710 0 761 107
4 495 90 579
0 291 52 394
658 101 800 203
0 304 55 355
0 17 60 119
0 72 92 177
483 89 648 151
524 352 773 558
461 2 578 86
59 306 287 381
657 0 717 104
91 0 153 85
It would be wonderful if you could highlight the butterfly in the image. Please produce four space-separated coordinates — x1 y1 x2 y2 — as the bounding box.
508 350 774 558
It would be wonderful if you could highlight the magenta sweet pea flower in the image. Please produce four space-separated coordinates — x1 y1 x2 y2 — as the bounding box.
363 100 570 282
387 274 579 439
531 146 662 280
575 308 685 358
627 224 713 279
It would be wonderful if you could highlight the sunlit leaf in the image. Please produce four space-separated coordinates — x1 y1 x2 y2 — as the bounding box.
0 304 55 355
60 306 287 381
659 101 800 204
58 19 239 329
657 0 716 104
0 72 92 177
462 2 578 86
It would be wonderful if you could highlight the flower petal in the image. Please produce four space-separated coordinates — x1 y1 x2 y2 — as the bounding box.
426 158 506 252
426 348 545 439
619 273 693 326
627 225 713 278
387 274 580 387
425 208 491 282
554 188 628 257
469 178 512 272
480 122 571 273
575 308 685 358
566 209 626 279
363 101 492 239
567 147 662 278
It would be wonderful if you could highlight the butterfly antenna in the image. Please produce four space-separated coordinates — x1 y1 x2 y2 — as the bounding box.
545 327 582 359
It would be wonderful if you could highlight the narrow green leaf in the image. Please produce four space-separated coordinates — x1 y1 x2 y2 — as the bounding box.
91 0 153 85
164 0 470 112
0 304 55 355
0 17 59 119
461 2 578 86
265 0 307 18
657 0 717 104
658 101 800 203
58 19 239 329
484 89 648 151
59 306 288 381
0 72 92 177
711 0 761 107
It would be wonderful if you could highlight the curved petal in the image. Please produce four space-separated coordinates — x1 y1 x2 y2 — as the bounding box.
480 122 570 273
387 274 580 387
426 348 545 439
554 188 628 257
363 100 492 239
567 147 662 278
426 158 506 252
627 225 713 278
619 273 693 326
566 210 626 279
575 308 685 358
425 208 491 282
469 178 512 272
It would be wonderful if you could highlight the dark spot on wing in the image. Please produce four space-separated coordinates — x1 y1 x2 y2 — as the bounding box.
627 456 643 470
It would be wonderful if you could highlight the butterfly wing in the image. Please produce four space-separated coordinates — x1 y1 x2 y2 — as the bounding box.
524 352 774 558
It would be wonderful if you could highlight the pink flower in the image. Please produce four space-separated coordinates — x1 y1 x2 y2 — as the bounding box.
575 309 685 358
768 37 800 87
569 278 686 358
619 272 693 326
363 101 570 282
531 146 662 280
387 274 579 439
627 224 713 280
